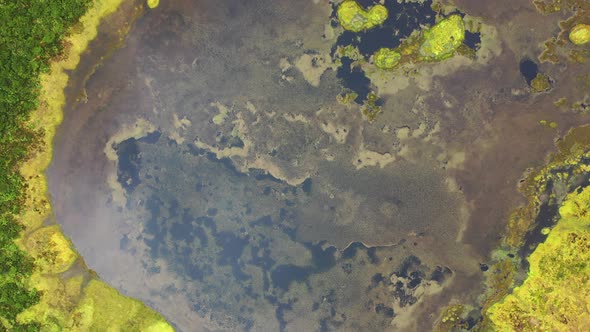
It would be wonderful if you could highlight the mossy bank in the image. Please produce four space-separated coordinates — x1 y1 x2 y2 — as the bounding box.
1 0 173 330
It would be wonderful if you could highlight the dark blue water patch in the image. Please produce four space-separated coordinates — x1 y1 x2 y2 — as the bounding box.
370 273 384 288
519 58 539 85
397 255 421 278
428 266 452 283
186 143 207 156
341 242 368 259
301 178 312 194
464 31 481 50
275 301 294 332
216 231 249 264
306 241 337 269
407 270 424 289
115 137 141 194
168 199 179 218
271 265 311 291
194 226 208 246
354 26 400 56
518 180 560 264
218 135 245 148
375 303 395 317
356 0 379 9
197 216 217 232
337 57 371 104
250 215 273 227
270 241 337 291
367 247 379 264
204 152 246 178
250 243 275 271
138 130 161 144
169 220 193 241
143 195 166 258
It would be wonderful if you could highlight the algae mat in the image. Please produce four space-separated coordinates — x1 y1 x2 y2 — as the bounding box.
47 0 590 330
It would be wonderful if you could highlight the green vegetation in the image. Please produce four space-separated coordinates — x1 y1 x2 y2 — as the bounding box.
0 0 90 328
487 186 590 330
373 48 401 69
362 92 382 121
434 305 468 331
336 0 388 32
147 0 159 9
418 15 465 61
570 23 590 45
66 280 174 331
530 73 552 92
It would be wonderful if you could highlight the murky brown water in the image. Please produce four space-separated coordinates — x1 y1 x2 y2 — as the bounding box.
48 0 590 330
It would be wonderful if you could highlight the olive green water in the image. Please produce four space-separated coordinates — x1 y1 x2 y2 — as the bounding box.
48 0 590 330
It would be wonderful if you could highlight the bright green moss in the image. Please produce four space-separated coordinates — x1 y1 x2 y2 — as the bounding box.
337 0 388 32
488 186 590 330
419 15 465 60
569 24 590 45
147 0 160 9
373 48 401 69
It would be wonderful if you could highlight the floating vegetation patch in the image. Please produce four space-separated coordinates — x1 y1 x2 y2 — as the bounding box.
329 1 483 121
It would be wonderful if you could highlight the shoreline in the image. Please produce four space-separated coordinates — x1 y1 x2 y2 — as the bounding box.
14 0 174 329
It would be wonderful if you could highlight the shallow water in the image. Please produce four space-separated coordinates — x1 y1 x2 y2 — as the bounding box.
49 0 590 330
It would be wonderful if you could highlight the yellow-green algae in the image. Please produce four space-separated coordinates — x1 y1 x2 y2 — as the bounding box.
373 48 402 69
14 0 174 330
336 0 388 32
530 73 552 93
536 0 590 63
66 280 174 331
570 23 590 45
504 125 590 248
25 225 78 274
487 186 590 330
473 125 590 330
147 0 159 9
419 15 465 60
434 304 468 331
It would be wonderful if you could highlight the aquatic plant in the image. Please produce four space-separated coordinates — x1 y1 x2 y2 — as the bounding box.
337 0 388 32
147 0 160 9
487 186 590 330
362 92 382 121
419 15 465 61
373 48 402 69
570 24 590 45
530 73 552 92
434 304 468 331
